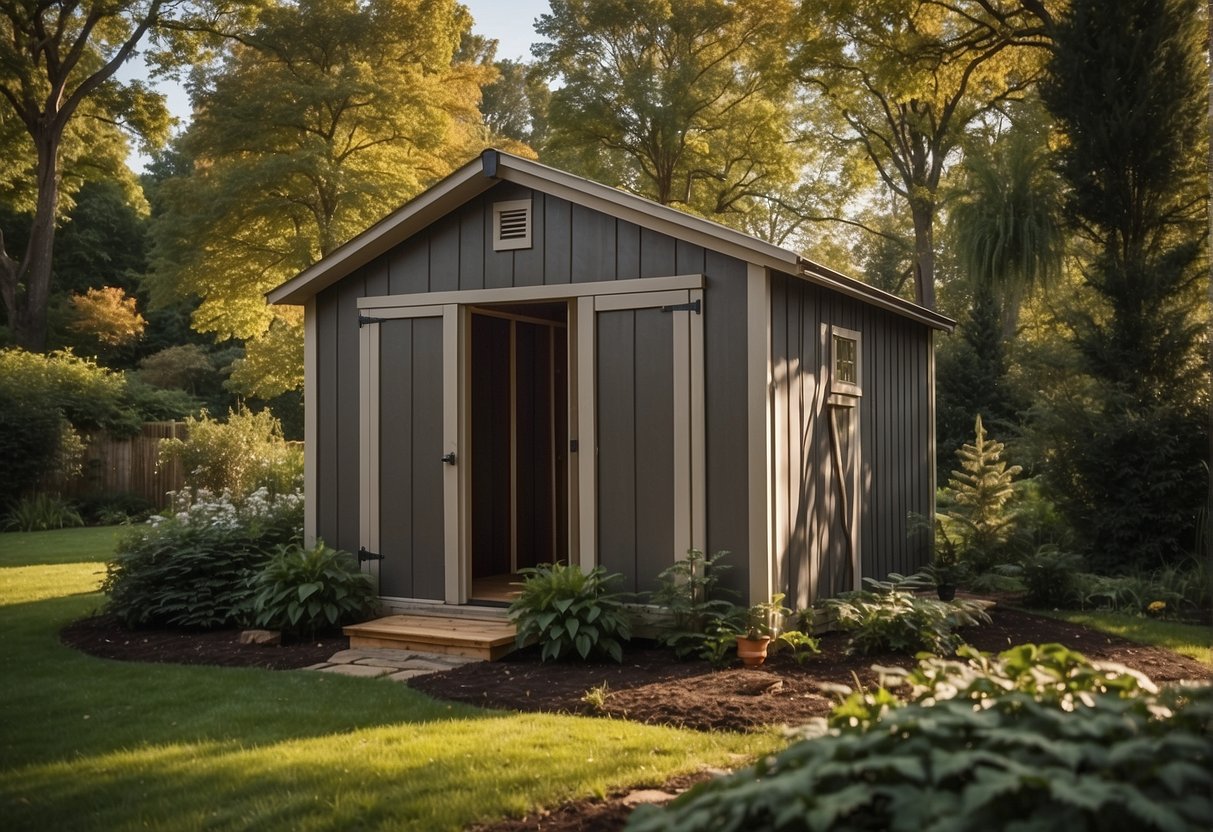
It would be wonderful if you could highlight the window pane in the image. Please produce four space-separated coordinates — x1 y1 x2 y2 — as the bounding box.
834 335 857 384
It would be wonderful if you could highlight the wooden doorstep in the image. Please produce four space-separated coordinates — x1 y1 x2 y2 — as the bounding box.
343 614 518 661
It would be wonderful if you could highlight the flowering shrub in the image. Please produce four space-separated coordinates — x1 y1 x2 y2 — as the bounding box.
103 488 303 629
159 406 303 500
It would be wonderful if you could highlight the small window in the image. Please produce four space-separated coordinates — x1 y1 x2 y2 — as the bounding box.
831 326 861 397
492 199 532 251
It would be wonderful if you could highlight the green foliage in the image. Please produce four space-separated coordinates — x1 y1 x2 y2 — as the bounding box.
251 541 376 638
938 415 1022 571
774 630 821 665
3 493 84 532
74 493 155 527
102 489 303 629
823 572 990 656
1037 0 1209 571
744 593 790 640
534 0 802 224
150 0 491 397
159 406 302 499
630 646 1213 832
648 549 744 660
0 348 133 433
1019 547 1087 609
508 562 632 662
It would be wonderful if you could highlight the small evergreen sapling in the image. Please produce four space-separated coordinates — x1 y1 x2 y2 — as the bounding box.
941 415 1022 570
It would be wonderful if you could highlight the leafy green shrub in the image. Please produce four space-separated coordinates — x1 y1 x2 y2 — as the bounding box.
822 572 990 655
509 562 632 662
75 493 155 526
251 541 376 637
774 629 821 665
630 647 1213 832
159 406 303 499
102 488 303 629
648 549 743 660
2 493 84 531
1020 546 1087 608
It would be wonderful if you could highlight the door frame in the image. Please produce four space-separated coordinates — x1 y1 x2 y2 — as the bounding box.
359 274 704 605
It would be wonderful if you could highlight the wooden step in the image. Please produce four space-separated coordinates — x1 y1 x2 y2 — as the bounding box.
343 614 518 660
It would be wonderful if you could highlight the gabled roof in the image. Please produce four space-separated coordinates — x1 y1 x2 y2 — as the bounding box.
267 149 954 331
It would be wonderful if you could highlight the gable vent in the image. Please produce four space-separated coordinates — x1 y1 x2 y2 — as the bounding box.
493 199 532 251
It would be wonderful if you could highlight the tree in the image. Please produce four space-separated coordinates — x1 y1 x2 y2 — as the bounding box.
940 414 1022 569
1036 0 1209 570
67 285 146 346
480 58 550 150
534 0 803 224
0 0 239 351
790 0 1049 309
950 109 1064 337
150 0 494 397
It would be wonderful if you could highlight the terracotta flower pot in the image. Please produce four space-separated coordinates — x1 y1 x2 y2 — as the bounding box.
735 635 771 667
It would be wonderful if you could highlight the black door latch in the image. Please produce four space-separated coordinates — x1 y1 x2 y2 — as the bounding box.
358 547 384 563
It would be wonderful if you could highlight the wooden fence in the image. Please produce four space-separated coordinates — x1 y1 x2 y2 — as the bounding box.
52 422 187 510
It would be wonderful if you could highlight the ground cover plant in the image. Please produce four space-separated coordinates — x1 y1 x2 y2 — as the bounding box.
628 646 1213 832
0 528 777 832
823 572 991 655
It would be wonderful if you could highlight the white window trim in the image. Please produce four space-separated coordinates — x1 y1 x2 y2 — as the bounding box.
830 325 862 398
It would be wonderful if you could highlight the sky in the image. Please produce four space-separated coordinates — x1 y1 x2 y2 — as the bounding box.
121 0 552 170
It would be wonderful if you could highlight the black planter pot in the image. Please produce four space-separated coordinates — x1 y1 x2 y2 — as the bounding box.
936 585 957 602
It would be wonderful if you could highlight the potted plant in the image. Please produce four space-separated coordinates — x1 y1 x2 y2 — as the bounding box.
735 593 788 667
927 520 969 601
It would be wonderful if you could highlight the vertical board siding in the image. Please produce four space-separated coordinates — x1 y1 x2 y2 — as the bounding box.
770 272 933 607
312 181 756 600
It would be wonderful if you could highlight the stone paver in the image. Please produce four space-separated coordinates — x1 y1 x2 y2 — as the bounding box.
312 663 395 678
304 646 480 682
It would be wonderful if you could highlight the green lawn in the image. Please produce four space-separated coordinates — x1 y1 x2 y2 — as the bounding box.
1040 609 1213 666
0 528 778 831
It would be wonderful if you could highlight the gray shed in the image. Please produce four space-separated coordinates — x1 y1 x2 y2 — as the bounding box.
268 150 954 614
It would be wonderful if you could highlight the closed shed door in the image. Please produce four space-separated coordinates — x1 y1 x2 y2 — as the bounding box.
578 290 704 595
360 306 458 602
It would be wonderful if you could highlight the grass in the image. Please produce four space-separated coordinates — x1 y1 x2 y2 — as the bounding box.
1039 609 1213 666
0 528 779 831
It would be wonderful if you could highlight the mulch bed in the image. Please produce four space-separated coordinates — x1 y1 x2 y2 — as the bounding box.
60 606 1210 832
60 613 348 670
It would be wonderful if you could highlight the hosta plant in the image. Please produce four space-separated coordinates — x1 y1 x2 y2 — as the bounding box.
251 541 376 638
630 646 1213 832
509 562 632 662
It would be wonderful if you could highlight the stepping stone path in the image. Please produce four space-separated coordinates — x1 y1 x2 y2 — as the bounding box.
304 647 478 682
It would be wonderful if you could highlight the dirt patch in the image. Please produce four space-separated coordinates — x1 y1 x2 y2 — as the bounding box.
411 607 1210 733
60 613 347 670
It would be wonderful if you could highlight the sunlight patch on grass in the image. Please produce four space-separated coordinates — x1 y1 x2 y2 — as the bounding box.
0 526 121 567
1044 609 1212 666
1 553 782 830
4 714 768 831
0 562 106 606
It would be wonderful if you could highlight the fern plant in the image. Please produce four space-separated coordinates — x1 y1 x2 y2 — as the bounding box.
508 562 631 662
648 549 744 659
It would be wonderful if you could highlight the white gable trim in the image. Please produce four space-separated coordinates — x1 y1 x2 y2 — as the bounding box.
267 149 954 332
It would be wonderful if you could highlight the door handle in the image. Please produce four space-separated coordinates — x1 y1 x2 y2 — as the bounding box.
441 452 457 465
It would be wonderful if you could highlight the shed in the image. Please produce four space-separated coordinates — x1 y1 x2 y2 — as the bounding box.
269 149 954 615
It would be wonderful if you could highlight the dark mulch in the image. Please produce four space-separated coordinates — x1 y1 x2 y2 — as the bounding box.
412 607 1211 734
60 613 348 670
58 606 1210 832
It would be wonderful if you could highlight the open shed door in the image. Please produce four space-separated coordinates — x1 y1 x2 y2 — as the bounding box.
360 306 459 603
576 290 705 594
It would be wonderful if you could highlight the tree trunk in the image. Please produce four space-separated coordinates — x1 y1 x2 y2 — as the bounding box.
1 132 61 351
910 200 937 310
